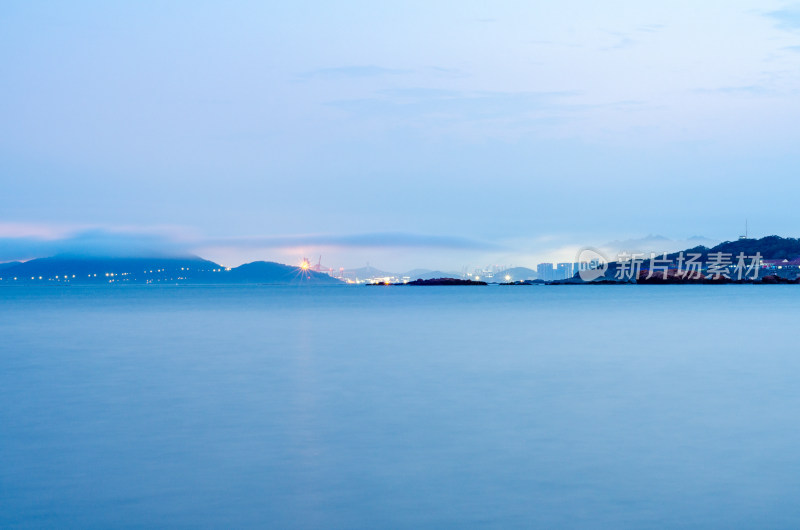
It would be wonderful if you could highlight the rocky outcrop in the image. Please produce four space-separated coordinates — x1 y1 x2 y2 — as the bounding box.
405 278 487 286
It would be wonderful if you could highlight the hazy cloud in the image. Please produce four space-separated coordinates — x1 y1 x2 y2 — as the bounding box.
0 230 190 261
599 235 720 258
603 32 637 50
327 89 580 128
637 24 665 33
424 66 470 78
765 7 800 30
693 85 770 96
297 65 411 80
206 233 501 251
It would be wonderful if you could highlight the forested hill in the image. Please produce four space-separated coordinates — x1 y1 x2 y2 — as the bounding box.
667 236 800 260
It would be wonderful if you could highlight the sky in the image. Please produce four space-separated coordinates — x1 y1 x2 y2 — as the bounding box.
3 1 800 271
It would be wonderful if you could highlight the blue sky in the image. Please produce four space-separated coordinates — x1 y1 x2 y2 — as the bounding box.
3 1 800 269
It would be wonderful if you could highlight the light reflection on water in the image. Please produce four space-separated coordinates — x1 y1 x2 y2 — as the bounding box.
1 285 800 528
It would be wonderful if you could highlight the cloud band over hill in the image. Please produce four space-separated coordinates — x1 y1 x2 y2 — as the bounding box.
0 228 500 263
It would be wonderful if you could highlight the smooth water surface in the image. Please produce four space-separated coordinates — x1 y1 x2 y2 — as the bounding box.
2 285 799 528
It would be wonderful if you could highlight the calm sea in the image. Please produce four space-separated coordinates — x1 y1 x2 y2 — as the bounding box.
2 285 800 528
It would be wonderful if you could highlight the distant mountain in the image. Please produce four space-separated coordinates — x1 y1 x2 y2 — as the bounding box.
0 261 22 271
402 268 434 278
0 255 341 285
600 235 800 268
343 266 395 278
586 235 800 282
496 267 538 281
672 235 800 260
405 270 463 280
226 261 340 284
0 255 220 281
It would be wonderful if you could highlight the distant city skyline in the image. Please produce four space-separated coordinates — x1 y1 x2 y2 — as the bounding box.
3 2 800 269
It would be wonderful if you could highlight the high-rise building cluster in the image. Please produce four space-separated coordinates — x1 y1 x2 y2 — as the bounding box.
536 260 602 281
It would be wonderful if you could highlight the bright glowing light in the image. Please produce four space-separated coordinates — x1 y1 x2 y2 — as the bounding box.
300 258 310 271
475 276 480 281
505 275 511 281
